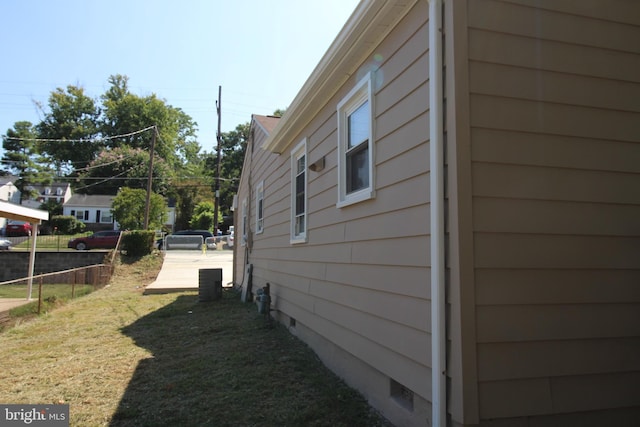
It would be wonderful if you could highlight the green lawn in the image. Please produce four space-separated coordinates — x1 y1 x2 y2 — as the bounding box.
10 233 90 250
0 283 94 317
0 254 390 426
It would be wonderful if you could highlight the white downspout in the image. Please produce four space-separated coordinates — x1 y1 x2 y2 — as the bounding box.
429 0 446 426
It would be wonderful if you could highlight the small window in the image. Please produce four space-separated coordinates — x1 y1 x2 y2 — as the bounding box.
291 139 307 243
337 72 375 207
255 181 264 234
75 210 85 221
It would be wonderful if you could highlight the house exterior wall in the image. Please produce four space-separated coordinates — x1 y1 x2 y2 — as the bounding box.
0 181 21 233
235 2 433 425
454 0 640 424
235 0 640 425
0 182 20 204
22 183 72 209
62 205 116 231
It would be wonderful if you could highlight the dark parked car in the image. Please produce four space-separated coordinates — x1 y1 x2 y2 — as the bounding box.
68 230 121 250
157 230 215 250
6 220 32 237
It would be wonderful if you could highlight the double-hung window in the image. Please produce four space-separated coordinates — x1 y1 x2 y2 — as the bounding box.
337 72 375 207
101 210 113 223
75 210 89 221
255 180 264 234
291 139 307 243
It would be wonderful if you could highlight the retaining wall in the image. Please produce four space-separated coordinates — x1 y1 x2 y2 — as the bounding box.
0 251 109 282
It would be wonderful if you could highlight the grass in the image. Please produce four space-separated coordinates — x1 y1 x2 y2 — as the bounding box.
10 233 89 250
0 253 390 426
0 284 95 320
0 283 94 300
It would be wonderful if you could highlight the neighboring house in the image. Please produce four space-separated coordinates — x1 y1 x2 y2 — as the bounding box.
0 176 21 234
63 194 117 232
21 181 73 209
0 176 21 204
233 1 640 427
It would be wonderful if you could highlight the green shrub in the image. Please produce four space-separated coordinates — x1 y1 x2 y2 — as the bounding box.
122 230 155 257
50 215 86 234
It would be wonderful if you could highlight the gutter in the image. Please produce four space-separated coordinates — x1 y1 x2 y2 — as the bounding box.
429 0 446 426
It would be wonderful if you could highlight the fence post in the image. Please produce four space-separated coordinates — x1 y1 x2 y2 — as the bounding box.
37 277 43 315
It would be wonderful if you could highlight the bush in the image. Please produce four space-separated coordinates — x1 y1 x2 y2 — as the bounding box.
122 230 155 257
50 215 86 234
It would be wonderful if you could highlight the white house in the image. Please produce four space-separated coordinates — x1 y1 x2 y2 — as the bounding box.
63 194 117 231
21 181 73 209
0 176 21 233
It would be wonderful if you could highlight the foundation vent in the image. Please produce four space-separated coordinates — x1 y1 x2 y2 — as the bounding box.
390 379 414 412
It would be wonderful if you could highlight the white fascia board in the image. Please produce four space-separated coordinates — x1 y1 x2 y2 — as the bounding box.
0 200 49 223
262 0 418 154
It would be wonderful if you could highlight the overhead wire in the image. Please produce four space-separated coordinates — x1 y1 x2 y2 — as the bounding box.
2 123 242 188
1 125 156 143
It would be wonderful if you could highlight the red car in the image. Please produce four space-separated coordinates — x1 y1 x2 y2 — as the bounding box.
68 230 121 250
5 221 32 237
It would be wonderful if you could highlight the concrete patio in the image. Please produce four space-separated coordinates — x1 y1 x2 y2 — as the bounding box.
143 249 234 295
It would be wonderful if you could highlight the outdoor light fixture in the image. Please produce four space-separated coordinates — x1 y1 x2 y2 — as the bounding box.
308 156 325 172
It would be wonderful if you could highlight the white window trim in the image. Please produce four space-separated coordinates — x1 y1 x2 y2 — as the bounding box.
336 71 375 208
255 180 264 234
100 209 113 223
290 139 307 244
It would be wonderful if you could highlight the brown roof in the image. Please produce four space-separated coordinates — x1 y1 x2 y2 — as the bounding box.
253 114 281 135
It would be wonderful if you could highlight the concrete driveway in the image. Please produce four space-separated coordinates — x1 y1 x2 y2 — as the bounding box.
144 249 234 295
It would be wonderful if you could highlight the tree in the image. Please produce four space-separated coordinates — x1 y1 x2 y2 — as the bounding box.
101 74 200 171
168 180 215 231
111 187 167 230
2 121 54 199
36 85 102 174
77 146 173 195
39 199 63 216
39 200 64 234
189 201 221 231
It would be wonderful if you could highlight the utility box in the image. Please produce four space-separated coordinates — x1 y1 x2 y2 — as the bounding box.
198 268 222 302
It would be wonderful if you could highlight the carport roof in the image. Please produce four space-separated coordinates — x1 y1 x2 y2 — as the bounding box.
0 200 49 223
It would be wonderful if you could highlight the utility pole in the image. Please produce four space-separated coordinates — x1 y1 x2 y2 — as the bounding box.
214 86 222 235
143 126 156 230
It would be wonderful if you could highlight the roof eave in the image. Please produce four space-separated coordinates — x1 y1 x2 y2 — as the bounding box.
262 0 417 154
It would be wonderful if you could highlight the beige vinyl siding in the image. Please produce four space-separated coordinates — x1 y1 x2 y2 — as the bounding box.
466 0 640 422
244 0 434 407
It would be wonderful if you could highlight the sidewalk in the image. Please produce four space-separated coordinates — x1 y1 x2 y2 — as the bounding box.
143 249 234 295
0 298 31 312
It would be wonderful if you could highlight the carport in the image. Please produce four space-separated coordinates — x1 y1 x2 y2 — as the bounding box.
0 200 49 300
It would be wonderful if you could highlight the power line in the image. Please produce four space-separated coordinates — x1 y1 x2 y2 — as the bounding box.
1 125 155 143
73 167 136 192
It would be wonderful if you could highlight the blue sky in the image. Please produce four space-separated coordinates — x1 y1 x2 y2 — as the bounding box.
0 0 359 155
